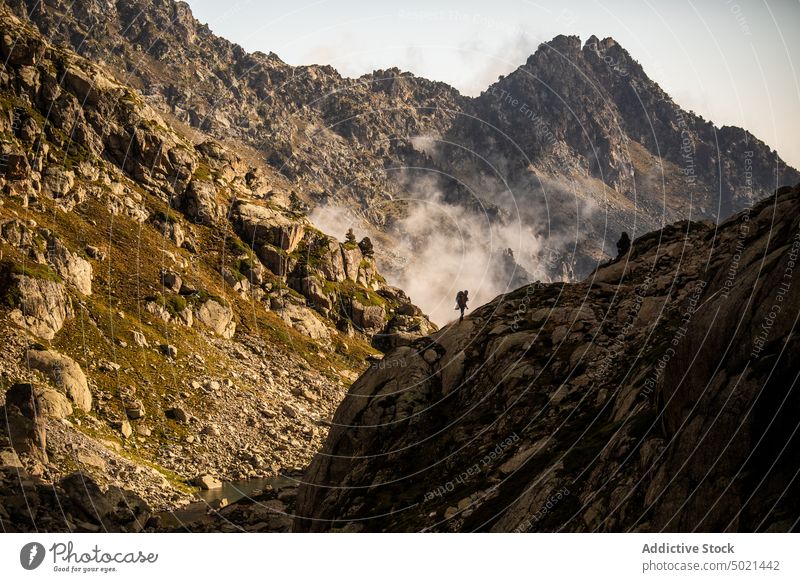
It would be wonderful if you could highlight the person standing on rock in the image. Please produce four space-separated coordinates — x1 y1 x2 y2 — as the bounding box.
455 290 469 322
616 232 631 258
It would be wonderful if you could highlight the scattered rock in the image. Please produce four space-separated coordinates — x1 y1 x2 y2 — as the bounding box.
165 406 190 423
124 400 145 420
85 245 106 260
132 330 149 347
161 344 178 358
110 419 132 439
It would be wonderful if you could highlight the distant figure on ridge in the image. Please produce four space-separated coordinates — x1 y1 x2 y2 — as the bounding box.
455 290 469 322
616 232 631 258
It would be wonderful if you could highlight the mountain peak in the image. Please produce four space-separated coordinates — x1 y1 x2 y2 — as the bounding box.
528 34 583 63
583 35 620 52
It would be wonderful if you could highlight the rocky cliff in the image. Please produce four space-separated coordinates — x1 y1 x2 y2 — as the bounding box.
295 183 800 532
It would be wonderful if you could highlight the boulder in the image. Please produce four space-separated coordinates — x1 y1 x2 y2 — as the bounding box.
231 202 305 252
351 300 386 333
297 275 332 311
161 344 178 358
165 406 189 423
85 245 105 260
178 180 224 226
195 298 235 338
194 474 223 490
0 219 45 262
41 167 75 199
110 419 133 438
160 269 182 293
239 259 265 286
25 349 92 412
276 303 331 341
221 266 249 293
45 236 93 295
152 215 185 247
124 400 145 420
3 152 30 180
0 32 45 65
0 448 23 468
2 383 48 464
37 388 73 419
6 272 73 340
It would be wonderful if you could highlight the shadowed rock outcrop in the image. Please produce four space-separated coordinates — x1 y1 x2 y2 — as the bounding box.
296 184 800 532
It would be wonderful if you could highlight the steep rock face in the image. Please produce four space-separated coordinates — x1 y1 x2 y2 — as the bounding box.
296 184 800 532
4 0 464 217
0 4 430 348
441 36 799 277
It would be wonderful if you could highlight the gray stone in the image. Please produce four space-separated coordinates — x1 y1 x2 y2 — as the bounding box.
110 419 132 439
124 400 145 420
8 274 73 340
194 474 223 490
161 344 178 358
160 269 183 294
165 406 189 423
37 388 73 419
25 349 92 411
45 236 92 295
195 299 235 338
132 330 148 347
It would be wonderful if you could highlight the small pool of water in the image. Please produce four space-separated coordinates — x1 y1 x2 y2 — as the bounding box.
196 474 299 505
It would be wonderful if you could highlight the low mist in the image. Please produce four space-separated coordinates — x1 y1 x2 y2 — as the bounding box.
310 171 596 326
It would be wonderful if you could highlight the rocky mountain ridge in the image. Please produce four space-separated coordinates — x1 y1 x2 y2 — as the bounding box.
5 0 797 286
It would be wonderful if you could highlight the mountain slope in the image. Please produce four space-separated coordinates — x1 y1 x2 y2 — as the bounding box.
6 0 798 294
295 183 800 532
0 3 432 512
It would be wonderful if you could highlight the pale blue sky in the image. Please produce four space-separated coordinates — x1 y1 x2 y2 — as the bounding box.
185 0 800 168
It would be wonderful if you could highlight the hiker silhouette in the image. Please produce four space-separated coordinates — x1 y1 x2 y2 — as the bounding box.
455 290 469 322
616 232 631 258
